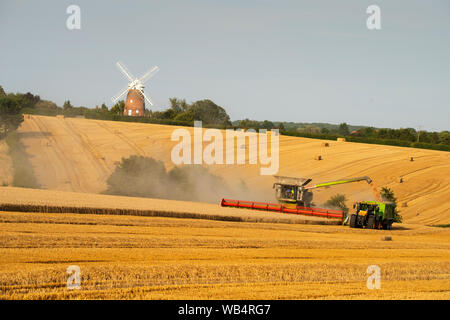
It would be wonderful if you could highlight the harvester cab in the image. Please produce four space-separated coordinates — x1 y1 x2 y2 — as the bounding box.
273 176 311 206
273 175 372 207
349 201 395 230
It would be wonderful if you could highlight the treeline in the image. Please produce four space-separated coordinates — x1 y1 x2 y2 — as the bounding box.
1 85 449 151
0 85 234 135
280 129 450 151
3 88 232 128
232 119 449 151
232 120 364 133
235 120 449 147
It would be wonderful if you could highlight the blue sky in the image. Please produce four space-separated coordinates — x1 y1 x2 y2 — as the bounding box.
0 0 449 131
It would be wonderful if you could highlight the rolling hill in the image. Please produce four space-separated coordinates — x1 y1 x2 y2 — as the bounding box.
2 115 449 225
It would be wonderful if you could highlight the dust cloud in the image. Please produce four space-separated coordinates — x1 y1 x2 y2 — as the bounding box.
105 156 275 204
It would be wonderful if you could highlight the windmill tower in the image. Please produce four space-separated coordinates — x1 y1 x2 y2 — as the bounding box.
111 61 159 116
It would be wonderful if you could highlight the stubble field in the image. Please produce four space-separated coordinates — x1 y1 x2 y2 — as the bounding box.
0 208 449 299
0 115 449 299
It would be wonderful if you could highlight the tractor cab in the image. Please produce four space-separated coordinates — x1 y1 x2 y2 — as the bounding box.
354 202 380 216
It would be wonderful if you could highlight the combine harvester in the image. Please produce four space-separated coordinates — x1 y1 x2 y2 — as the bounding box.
221 176 374 225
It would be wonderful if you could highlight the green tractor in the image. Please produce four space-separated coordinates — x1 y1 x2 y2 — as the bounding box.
349 201 395 230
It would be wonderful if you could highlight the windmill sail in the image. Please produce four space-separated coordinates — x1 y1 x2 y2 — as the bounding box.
112 61 159 116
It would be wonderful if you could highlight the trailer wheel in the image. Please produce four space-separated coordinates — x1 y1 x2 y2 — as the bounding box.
376 219 383 230
349 214 357 228
367 216 375 229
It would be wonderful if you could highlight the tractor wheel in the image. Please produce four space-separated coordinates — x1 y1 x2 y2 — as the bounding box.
374 219 380 229
357 215 364 228
349 214 357 228
377 220 382 230
367 216 375 229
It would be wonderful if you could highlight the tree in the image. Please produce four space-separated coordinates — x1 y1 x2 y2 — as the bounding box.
169 98 189 114
325 194 349 214
238 118 259 129
63 100 73 110
155 108 177 120
0 86 6 97
380 187 396 202
397 128 416 142
380 187 402 223
100 103 108 112
261 120 275 130
320 127 330 134
110 100 125 115
35 100 58 109
439 131 450 145
360 126 375 137
338 122 350 136
106 156 169 198
175 99 231 126
277 122 285 131
19 92 40 109
0 96 24 139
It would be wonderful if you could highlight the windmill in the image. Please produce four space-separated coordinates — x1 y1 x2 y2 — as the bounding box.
111 61 159 116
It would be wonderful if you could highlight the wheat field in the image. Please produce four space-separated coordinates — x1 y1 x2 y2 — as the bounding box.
0 115 449 299
12 115 450 225
0 209 449 299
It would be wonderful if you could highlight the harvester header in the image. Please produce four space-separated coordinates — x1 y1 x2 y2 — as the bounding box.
221 198 345 222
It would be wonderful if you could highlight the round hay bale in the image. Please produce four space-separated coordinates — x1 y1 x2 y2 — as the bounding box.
337 137 346 142
401 202 408 207
322 142 330 147
398 177 403 183
314 155 322 160
381 235 392 241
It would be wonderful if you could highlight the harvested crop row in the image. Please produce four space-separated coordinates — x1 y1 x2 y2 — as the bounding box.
0 187 339 225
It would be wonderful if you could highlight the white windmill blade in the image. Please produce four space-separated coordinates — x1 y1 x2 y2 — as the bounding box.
111 86 129 103
142 91 154 106
138 66 159 84
116 61 135 82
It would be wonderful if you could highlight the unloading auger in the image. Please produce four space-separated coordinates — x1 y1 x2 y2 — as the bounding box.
273 175 373 207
